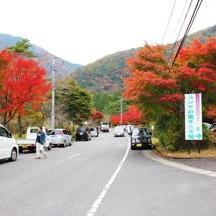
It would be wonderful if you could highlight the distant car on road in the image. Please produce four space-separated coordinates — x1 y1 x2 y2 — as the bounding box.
126 125 134 135
130 127 152 150
114 126 125 137
0 124 18 161
100 122 110 132
90 127 99 137
49 129 72 147
76 127 91 141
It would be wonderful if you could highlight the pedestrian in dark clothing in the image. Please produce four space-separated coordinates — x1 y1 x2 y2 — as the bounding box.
36 127 47 159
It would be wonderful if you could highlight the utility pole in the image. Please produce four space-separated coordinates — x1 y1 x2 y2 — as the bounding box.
120 97 123 125
51 59 55 130
50 56 63 129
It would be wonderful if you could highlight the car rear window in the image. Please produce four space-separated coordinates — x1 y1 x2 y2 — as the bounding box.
78 127 86 132
53 130 62 135
30 129 38 133
90 128 96 131
46 130 53 135
132 128 149 136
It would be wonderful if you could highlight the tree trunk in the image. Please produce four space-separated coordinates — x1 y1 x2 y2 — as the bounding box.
18 114 22 137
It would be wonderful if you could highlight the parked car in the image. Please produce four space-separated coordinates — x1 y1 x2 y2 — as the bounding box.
76 127 91 141
90 127 99 137
49 129 72 147
203 122 212 131
210 123 216 133
114 126 125 137
130 127 152 150
100 122 110 132
0 124 18 161
126 125 134 135
18 127 52 152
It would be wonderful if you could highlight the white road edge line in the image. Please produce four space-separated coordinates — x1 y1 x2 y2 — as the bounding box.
86 139 130 216
144 151 216 178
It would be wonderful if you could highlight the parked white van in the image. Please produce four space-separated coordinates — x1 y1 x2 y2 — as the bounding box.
0 124 18 161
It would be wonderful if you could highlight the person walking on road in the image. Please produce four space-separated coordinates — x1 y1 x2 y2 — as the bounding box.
36 127 47 159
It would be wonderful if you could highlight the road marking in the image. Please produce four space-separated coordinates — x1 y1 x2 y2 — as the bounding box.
55 153 84 165
144 151 216 178
67 153 84 160
86 139 130 216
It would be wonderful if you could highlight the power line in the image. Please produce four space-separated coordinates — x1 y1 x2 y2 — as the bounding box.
162 0 178 43
172 0 189 35
167 0 194 63
171 0 204 66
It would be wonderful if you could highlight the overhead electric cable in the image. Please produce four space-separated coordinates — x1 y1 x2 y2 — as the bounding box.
167 0 194 63
162 0 178 43
171 0 204 66
173 0 189 34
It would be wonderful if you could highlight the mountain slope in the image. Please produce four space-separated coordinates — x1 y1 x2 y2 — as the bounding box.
73 25 216 93
73 49 138 92
0 34 81 79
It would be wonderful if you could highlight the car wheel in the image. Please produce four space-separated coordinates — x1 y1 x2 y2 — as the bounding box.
48 144 52 151
131 145 137 150
10 148 17 161
19 147 23 153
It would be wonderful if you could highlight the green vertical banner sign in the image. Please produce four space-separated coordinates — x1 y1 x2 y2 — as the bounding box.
185 93 203 140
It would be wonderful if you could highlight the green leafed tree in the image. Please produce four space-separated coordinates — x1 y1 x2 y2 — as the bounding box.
57 80 92 125
93 92 128 115
8 39 35 57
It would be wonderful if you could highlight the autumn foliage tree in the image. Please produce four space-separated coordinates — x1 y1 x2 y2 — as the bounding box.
0 49 51 125
124 38 216 150
91 109 104 123
111 105 142 126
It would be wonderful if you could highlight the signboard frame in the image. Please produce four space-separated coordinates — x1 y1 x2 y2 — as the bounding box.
185 93 203 141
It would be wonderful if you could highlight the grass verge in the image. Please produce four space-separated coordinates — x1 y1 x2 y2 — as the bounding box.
152 137 216 159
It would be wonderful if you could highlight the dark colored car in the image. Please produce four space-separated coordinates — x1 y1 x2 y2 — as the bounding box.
130 127 152 150
76 127 91 141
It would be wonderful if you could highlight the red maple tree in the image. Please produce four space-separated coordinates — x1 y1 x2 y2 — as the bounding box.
91 109 104 123
124 38 216 118
123 38 216 150
111 105 142 126
0 50 51 125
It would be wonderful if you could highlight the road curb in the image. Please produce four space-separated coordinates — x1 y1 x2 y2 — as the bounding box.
143 150 216 178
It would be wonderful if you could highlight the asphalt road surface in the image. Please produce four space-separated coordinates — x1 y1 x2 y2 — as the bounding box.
1 131 216 216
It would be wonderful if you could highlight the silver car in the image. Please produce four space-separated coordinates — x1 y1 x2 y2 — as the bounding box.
49 129 72 147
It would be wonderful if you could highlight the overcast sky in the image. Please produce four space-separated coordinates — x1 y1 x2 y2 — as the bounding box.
1 0 215 65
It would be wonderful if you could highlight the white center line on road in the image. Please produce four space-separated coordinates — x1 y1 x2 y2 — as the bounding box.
144 151 216 178
55 153 84 165
86 139 130 216
67 153 84 160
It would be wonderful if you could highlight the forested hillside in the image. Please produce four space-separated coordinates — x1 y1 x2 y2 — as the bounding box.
72 49 138 92
73 25 216 93
0 34 81 79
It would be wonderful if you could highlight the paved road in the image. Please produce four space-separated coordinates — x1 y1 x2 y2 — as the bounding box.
0 131 216 216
